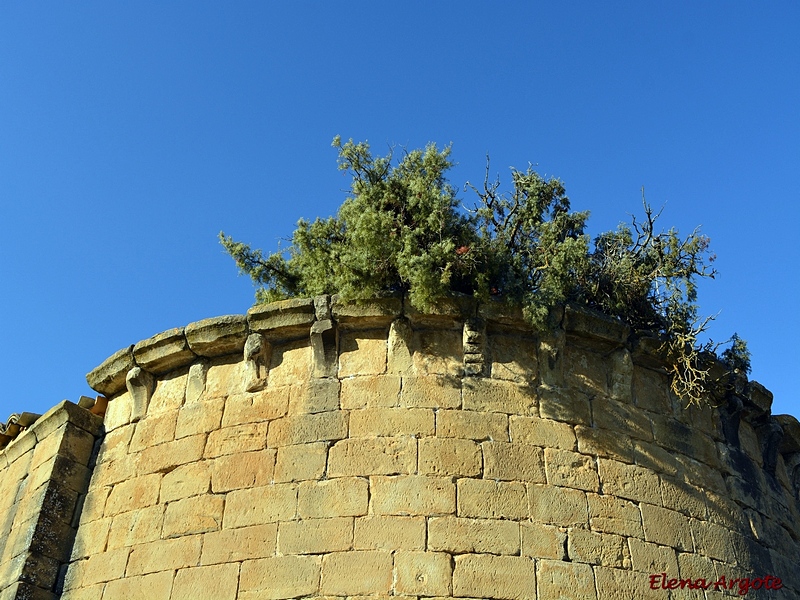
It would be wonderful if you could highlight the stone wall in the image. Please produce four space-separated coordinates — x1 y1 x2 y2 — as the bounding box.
2 296 800 599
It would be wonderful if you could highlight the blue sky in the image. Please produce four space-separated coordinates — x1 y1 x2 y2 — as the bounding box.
1 3 798 421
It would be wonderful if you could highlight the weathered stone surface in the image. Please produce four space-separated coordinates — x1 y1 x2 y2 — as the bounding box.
510 415 575 450
340 375 400 409
528 484 588 527
172 564 239 600
339 331 387 377
163 494 224 537
240 555 321 599
521 521 566 559
278 517 353 554
223 483 296 528
126 535 202 576
576 425 633 462
371 475 455 516
107 505 163 550
568 529 629 567
463 378 537 414
86 345 135 396
437 409 508 441
332 295 402 329
457 479 528 519
200 523 277 565
453 554 536 600
400 375 461 409
185 314 248 357
598 458 661 505
298 477 369 519
418 438 481 477
268 411 347 447
133 327 196 375
537 559 597 600
429 516 519 555
274 442 327 482
247 297 315 338
545 448 600 491
328 437 416 477
483 442 546 482
538 385 591 426
320 550 393 595
350 407 434 437
587 493 643 537
394 551 452 596
563 303 629 346
354 515 425 550
640 503 693 551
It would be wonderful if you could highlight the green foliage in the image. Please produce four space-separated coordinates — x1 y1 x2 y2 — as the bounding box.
221 137 745 405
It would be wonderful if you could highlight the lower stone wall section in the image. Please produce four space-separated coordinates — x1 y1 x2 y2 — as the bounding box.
0 402 103 600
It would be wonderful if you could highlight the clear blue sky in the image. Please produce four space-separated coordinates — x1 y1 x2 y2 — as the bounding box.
1 3 798 421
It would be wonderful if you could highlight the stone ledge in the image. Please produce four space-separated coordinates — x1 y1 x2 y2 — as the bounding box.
86 345 135 397
332 296 402 330
248 297 316 339
133 327 197 375
185 314 248 357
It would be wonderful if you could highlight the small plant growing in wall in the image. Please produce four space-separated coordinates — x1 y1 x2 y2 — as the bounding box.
221 137 747 405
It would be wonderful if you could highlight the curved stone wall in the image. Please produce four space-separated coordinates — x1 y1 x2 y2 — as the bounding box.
4 296 800 599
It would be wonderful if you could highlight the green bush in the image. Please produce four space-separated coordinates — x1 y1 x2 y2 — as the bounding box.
221 137 748 404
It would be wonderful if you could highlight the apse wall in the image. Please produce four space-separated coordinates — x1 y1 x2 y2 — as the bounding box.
2 296 799 600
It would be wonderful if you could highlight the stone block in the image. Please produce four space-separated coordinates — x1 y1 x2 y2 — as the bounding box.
200 523 277 565
489 333 538 383
632 439 681 476
632 366 673 414
418 438 481 477
71 516 111 560
203 357 245 399
128 410 178 453
564 344 609 396
545 448 599 492
400 375 461 409
340 375 400 409
210 449 275 493
538 386 592 426
267 411 347 447
437 409 508 441
354 516 426 550
239 555 321 599
107 505 164 550
394 551 452 596
371 475 455 516
223 482 297 528
104 473 162 517
536 559 597 600
339 331 388 377
598 458 661 505
185 314 247 357
568 529 629 568
528 484 588 527
327 437 416 477
520 521 566 559
103 571 174 600
278 517 353 554
137 434 205 476
387 317 414 374
268 340 312 387
659 476 707 519
126 535 203 576
594 566 663 600
172 563 239 600
205 423 268 458
297 477 369 518
463 379 536 414
510 415 576 450
651 414 720 468
457 479 528 520
64 548 130 590
175 397 224 439
587 493 643 537
103 391 133 432
627 538 678 573
575 425 633 463
332 295 402 327
428 516 519 555
593 395 653 441
148 370 188 414
288 379 340 414
350 407 435 437
78 486 111 524
221 387 289 427
453 554 536 600
274 442 328 483
163 494 224 537
320 550 393 596
86 345 135 397
133 327 196 375
690 520 737 561
247 297 315 335
640 503 693 551
483 442 546 482
410 328 463 377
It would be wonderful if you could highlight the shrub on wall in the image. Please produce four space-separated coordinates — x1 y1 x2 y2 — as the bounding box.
220 137 748 404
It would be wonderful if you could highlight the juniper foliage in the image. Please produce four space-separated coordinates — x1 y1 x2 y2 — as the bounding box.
220 137 748 404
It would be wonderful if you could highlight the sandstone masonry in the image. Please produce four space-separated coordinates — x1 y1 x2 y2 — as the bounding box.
1 297 799 599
